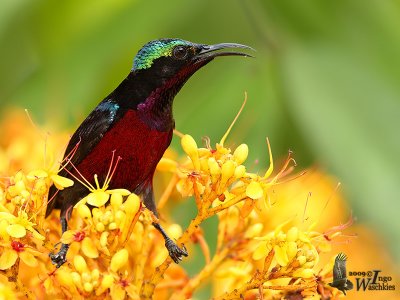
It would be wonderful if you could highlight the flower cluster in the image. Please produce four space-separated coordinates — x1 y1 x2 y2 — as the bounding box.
0 109 376 300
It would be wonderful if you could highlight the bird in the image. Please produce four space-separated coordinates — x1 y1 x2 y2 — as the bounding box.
329 252 354 295
46 38 253 268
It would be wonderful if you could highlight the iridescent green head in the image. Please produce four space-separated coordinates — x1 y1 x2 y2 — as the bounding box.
133 38 193 70
132 38 254 71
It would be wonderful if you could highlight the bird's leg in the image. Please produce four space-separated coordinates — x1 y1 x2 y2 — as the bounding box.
141 180 188 263
49 210 71 268
152 222 188 264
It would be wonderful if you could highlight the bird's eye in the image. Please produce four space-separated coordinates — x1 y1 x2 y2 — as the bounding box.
173 46 188 60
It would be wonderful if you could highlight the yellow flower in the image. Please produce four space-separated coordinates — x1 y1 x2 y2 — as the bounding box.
0 211 44 240
0 241 41 270
27 169 74 190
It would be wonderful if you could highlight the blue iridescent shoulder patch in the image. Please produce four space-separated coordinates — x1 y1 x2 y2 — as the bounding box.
133 39 191 70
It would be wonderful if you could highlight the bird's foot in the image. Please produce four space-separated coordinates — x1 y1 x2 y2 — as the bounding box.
49 244 69 268
165 238 188 264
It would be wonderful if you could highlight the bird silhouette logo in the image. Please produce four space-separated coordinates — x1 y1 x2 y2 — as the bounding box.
329 252 354 295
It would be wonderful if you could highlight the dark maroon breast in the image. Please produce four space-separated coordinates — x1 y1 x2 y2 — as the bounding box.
75 109 173 191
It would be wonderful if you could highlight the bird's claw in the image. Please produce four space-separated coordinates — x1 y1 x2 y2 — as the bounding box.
49 248 68 268
165 238 188 264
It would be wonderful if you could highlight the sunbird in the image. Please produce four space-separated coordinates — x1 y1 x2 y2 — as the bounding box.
46 38 253 267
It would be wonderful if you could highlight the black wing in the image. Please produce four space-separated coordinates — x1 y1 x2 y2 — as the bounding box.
46 99 125 215
333 252 348 281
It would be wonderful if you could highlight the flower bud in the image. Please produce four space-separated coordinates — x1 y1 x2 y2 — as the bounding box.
274 245 289 266
221 160 235 184
81 272 92 283
96 274 114 295
234 165 246 178
110 193 123 210
208 157 221 183
77 204 92 220
124 194 140 215
286 241 298 260
286 227 299 242
233 144 248 164
108 222 117 230
297 255 307 265
100 232 109 248
95 222 105 232
71 272 83 290
84 282 93 293
181 135 200 170
91 269 100 281
73 255 88 273
110 248 129 272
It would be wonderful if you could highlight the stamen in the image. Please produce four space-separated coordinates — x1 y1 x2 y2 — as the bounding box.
220 91 247 146
316 182 341 225
104 155 122 188
104 150 116 186
274 170 307 185
63 159 94 191
33 189 59 218
302 192 312 223
269 151 296 184
202 136 212 150
58 140 81 173
173 129 184 138
263 137 273 178
94 174 100 190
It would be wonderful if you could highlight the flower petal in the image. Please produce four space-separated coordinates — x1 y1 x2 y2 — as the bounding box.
0 248 18 270
51 174 74 190
73 197 88 208
86 191 110 207
6 224 26 238
19 251 38 267
246 181 264 199
61 230 76 244
81 237 99 258
156 158 177 172
107 189 131 196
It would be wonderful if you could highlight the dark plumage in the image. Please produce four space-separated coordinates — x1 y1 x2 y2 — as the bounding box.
329 252 354 295
46 38 253 267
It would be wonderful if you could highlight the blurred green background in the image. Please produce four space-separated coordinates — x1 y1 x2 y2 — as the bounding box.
1 0 399 289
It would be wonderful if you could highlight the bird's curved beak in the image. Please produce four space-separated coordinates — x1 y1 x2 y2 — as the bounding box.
195 43 255 62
